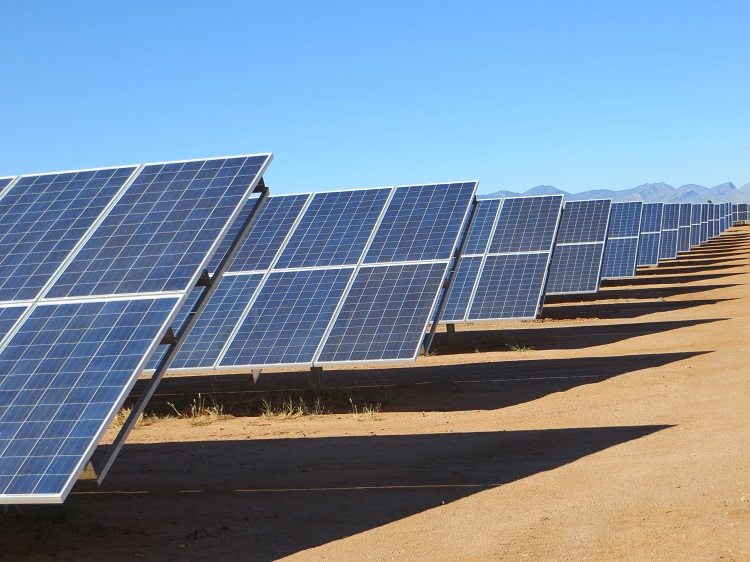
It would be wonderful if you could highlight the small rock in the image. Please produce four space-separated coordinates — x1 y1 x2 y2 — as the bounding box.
741 496 748 503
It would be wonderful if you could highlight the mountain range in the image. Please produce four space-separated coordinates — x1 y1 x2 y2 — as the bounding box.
480 182 750 203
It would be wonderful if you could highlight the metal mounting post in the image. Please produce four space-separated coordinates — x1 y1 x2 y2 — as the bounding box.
92 181 271 484
309 366 324 390
446 323 456 345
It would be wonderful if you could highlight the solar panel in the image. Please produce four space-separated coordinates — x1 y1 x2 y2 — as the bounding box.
739 203 750 222
0 153 273 503
677 203 692 253
636 203 663 267
441 195 563 321
0 177 16 191
364 183 474 263
170 182 477 372
601 201 642 279
276 189 391 268
658 203 679 261
700 204 709 243
546 199 610 294
317 262 448 364
0 167 138 302
690 204 702 247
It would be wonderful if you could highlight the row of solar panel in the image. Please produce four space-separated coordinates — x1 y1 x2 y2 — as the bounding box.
438 199 732 325
0 157 481 504
0 153 736 506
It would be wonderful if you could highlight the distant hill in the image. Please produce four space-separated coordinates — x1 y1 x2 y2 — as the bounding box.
480 181 750 203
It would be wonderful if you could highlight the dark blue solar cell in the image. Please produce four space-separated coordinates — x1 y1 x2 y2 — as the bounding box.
640 203 663 234
441 256 482 322
0 306 26 341
317 263 447 363
0 297 177 500
740 204 749 222
637 233 660 267
0 177 14 190
47 155 271 298
659 230 678 260
364 182 476 263
229 194 309 273
732 204 738 223
608 202 642 238
171 274 263 369
661 204 679 230
546 243 604 294
276 188 390 268
467 253 549 318
0 167 138 301
602 237 639 278
221 268 353 367
463 199 500 255
488 195 563 253
554 199 610 244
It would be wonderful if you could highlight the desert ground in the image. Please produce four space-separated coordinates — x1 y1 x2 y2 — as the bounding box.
2 227 749 561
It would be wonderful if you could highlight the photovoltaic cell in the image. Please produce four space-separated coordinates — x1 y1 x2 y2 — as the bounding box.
0 297 178 500
47 156 269 298
0 167 138 302
221 268 353 367
546 199 610 294
700 204 709 244
317 263 448 364
690 204 702 248
602 201 642 279
678 203 692 253
276 189 390 268
659 203 679 260
228 194 309 273
637 203 663 267
739 204 749 222
364 182 476 263
0 177 15 190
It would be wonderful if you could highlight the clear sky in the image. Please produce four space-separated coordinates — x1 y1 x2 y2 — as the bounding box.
1 1 748 194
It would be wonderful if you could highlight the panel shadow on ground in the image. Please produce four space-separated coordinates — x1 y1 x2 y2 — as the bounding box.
3 425 673 561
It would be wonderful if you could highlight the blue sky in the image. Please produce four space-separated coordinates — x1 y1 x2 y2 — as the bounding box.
1 1 748 194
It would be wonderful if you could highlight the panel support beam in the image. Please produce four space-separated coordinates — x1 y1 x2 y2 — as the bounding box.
91 181 271 484
422 197 478 355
